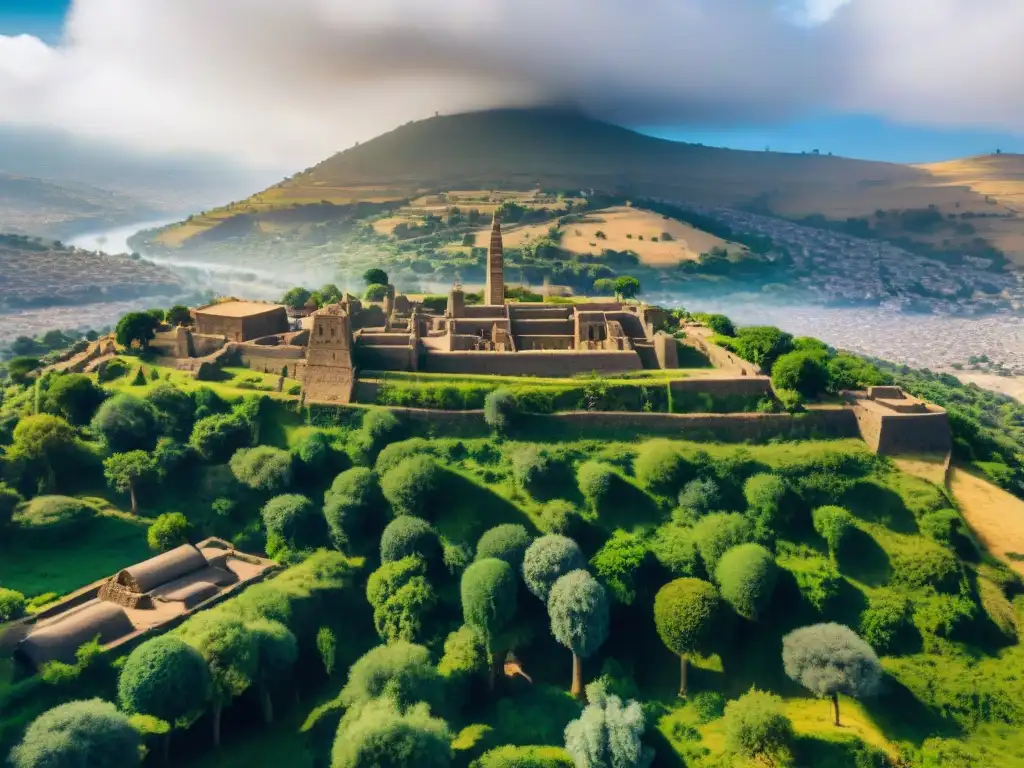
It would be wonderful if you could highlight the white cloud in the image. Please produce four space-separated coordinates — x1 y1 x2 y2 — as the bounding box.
0 0 1021 176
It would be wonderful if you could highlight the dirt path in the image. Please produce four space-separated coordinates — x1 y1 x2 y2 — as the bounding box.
949 466 1024 576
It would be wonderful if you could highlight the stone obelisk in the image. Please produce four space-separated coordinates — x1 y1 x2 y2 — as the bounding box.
486 212 504 306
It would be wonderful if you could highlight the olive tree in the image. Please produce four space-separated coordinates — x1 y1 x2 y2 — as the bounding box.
522 534 586 603
103 451 156 514
653 578 721 697
10 698 142 768
722 688 793 766
782 623 883 726
714 544 778 621
548 570 609 697
564 681 650 768
461 558 518 690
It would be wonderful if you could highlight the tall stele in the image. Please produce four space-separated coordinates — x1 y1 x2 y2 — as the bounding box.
486 212 505 306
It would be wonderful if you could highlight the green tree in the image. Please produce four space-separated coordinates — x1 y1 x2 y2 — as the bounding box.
6 355 40 385
722 688 793 767
731 326 794 371
103 450 156 514
692 513 755 574
363 268 389 286
381 516 443 566
700 314 735 336
743 473 790 537
634 440 690 496
230 446 294 494
812 506 855 560
281 287 312 310
323 467 385 552
653 578 721 696
522 534 587 603
294 430 333 478
145 383 196 440
92 393 159 452
9 699 141 768
115 311 160 350
613 275 641 300
462 558 518 690
365 284 389 302
564 681 649 767
0 587 27 621
590 531 654 606
782 623 882 726
381 455 443 517
8 414 77 491
331 699 451 768
676 478 721 521
476 524 532 570
484 388 519 433
261 494 319 550
593 277 616 296
548 571 609 697
714 544 778 621
373 577 437 645
117 636 211 731
771 350 829 398
43 373 105 425
577 461 617 513
250 619 298 723
340 642 443 713
0 483 22 530
166 305 192 326
189 413 251 462
319 284 343 305
147 512 191 551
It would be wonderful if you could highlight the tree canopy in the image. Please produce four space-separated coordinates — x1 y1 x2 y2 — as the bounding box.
92 393 159 453
714 544 778 621
115 311 161 349
476 524 532 570
10 698 142 768
564 681 649 768
653 578 722 696
548 570 609 696
331 699 451 768
522 535 587 603
118 636 211 725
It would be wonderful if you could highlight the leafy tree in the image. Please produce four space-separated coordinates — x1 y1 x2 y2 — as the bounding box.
8 414 78 491
249 619 298 723
147 512 190 551
381 516 443 566
812 506 855 559
115 311 160 349
592 277 616 296
523 534 586 603
43 373 105 425
104 450 156 514
145 383 196 440
189 413 251 462
381 455 443 517
294 430 333 477
476 524 532 570
743 473 790 537
261 494 319 550
317 626 338 677
782 623 883 726
731 326 794 371
477 745 573 768
484 388 518 433
323 467 385 551
281 287 312 310
509 446 555 497
365 284 389 302
577 461 617 512
858 592 913 654
9 699 142 768
692 513 755 574
700 314 736 336
0 482 22 530
675 477 721 522
564 681 650 768
118 636 211 727
0 587 27 621
349 408 402 464
230 446 294 494
6 355 40 385
166 305 192 326
722 688 793 766
373 576 437 645
363 268 389 286
771 350 829 398
653 578 721 696
92 393 159 452
590 531 654 606
438 624 488 695
634 440 690 495
714 544 778 621
340 642 443 713
462 558 518 689
613 275 641 300
548 570 609 697
368 557 428 608
331 698 451 768
179 616 258 746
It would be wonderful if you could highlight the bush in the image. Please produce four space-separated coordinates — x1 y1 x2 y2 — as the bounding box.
438 624 488 692
324 468 385 551
913 593 975 637
918 509 964 546
484 388 518 432
692 513 755 574
715 544 778 621
331 698 451 768
294 430 334 474
576 461 617 512
98 357 129 382
10 698 142 768
771 350 829 398
363 408 402 452
475 745 573 768
634 440 690 495
522 535 586 603
590 531 653 605
117 636 211 723
381 516 443 567
147 512 190 551
381 456 444 518
476 524 532 570
743 473 791 537
43 373 105 425
367 557 428 608
699 314 736 336
230 446 294 494
676 478 720 520
537 500 582 536
0 587 27 621
15 495 96 538
692 691 726 724
563 682 648 768
775 388 804 413
190 413 251 463
812 505 855 558
510 446 555 497
145 383 196 439
373 576 437 645
891 544 961 593
648 524 700 578
91 393 159 452
261 494 319 549
375 438 434 474
339 642 443 713
0 482 23 529
859 592 914 654
722 688 793 765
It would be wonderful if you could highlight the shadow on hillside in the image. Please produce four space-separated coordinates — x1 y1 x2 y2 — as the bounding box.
838 529 892 587
596 475 664 532
842 481 917 533
436 470 533 545
862 675 962 745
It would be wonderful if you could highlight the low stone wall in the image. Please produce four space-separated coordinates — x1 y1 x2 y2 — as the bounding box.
669 377 773 397
683 334 762 377
238 344 306 377
851 402 951 455
421 350 643 376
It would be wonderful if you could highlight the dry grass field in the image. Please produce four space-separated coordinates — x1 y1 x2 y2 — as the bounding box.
952 372 1024 403
950 466 1024 575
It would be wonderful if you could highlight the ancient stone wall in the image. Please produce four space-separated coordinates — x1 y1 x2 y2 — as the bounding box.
421 350 643 376
683 335 762 376
669 377 773 397
356 345 416 371
654 333 679 369
851 403 951 455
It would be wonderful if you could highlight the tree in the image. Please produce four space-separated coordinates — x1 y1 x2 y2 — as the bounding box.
476 524 532 570
593 277 616 296
92 393 159 453
230 446 294 494
692 513 755 574
323 467 385 551
714 544 778 621
145 383 196 440
722 688 793 767
381 455 443 517
743 473 790 536
577 461 616 513
731 326 794 371
294 430 333 478
373 576 437 645
564 681 650 768
363 268 389 286
381 516 443 566
6 355 40 384
590 531 654 606
179 616 258 746
104 451 156 514
250 619 298 723
118 636 211 735
44 373 105 425
340 642 443 713
115 311 160 350
10 699 142 768
461 558 518 689
281 287 312 310
365 284 389 302
317 626 338 677
477 746 573 768
781 623 883 726
189 413 251 462
548 570 609 697
812 506 855 559
261 494 318 550
653 578 721 696
8 414 77 491
0 587 27 621
771 350 829 398
331 699 451 768
676 478 721 520
166 305 192 326
634 440 690 495
523 534 587 603
148 512 191 551
0 483 22 531
484 388 518 433
613 275 641 300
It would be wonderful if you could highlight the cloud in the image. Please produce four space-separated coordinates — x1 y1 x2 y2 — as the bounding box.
0 0 1021 179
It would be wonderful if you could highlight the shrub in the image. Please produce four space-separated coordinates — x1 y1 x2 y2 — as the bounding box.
484 388 518 432
367 557 428 608
538 500 581 535
918 509 964 546
715 544 778 621
576 461 616 512
634 440 690 495
722 688 793 766
743 473 791 537
331 698 452 768
476 524 532 570
147 512 191 551
230 446 294 494
0 587 27 621
700 314 735 336
145 383 196 439
913 593 975 637
117 636 211 724
787 552 842 611
676 477 720 521
339 642 443 713
91 393 159 452
375 438 434 474
0 482 23 529
381 455 443 518
891 544 961 593
261 494 319 549
43 373 105 425
771 350 829 397
859 591 914 654
648 524 700 578
510 446 555 497
775 388 804 413
590 531 653 605
978 577 1018 639
564 682 648 767
691 691 726 724
15 495 95 537
475 745 573 768
692 513 755 573
812 505 855 558
189 413 251 462
374 576 437 645
522 534 586 602
294 430 334 474
324 467 386 551
381 516 443 566
10 698 142 768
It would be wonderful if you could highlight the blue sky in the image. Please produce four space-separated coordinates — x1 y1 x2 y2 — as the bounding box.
0 0 67 43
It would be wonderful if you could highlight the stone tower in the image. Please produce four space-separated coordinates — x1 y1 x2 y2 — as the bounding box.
303 305 354 403
486 212 504 306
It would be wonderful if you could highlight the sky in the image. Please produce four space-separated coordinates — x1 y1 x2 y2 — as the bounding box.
0 0 1022 195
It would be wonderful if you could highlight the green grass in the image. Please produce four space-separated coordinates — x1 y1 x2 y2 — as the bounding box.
98 358 301 402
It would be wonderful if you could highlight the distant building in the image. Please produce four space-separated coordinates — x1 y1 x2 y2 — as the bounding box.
193 300 288 342
486 214 505 306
